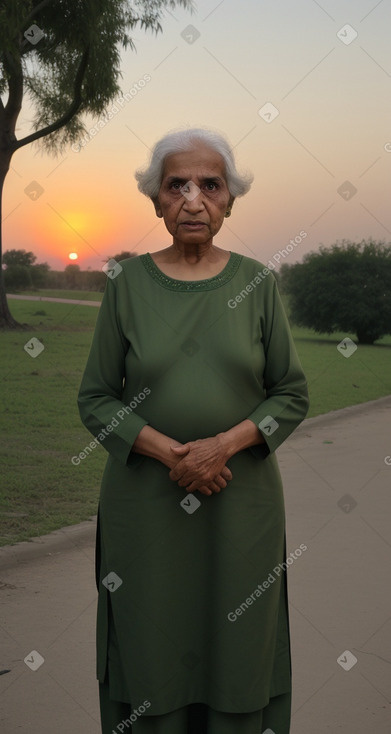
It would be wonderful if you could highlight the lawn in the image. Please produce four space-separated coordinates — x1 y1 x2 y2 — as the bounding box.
291 324 391 416
0 300 104 546
1 295 390 546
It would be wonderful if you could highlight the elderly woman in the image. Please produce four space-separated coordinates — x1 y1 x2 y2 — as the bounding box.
78 127 309 734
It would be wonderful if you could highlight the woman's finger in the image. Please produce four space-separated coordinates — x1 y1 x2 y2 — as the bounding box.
220 466 232 480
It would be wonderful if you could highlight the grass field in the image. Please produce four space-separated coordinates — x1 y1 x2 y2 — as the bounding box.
1 295 390 546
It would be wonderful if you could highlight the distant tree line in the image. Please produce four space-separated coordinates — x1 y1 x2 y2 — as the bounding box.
3 250 136 293
5 241 391 344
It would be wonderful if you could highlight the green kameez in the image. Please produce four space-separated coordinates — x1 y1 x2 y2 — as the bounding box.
78 251 309 733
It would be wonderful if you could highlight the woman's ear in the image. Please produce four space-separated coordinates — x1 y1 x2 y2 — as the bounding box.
225 196 235 217
153 198 163 218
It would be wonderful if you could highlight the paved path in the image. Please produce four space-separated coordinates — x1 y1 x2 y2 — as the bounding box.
6 293 101 307
1 397 390 733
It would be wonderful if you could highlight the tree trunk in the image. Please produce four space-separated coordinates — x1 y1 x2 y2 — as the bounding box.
0 150 22 329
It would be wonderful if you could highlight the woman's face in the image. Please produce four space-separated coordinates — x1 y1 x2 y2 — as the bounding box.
154 142 234 249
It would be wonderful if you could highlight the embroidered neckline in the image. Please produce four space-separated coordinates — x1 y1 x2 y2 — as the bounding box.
140 251 242 292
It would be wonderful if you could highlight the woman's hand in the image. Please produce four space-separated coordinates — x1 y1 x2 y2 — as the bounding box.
130 426 232 497
168 436 232 495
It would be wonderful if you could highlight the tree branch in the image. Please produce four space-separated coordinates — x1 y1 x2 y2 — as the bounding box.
13 45 90 151
22 0 54 29
20 0 54 56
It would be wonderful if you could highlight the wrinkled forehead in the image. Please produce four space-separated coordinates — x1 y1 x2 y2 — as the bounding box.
161 143 227 183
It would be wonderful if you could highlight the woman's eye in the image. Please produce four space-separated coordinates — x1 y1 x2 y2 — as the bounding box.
168 181 184 192
168 181 218 193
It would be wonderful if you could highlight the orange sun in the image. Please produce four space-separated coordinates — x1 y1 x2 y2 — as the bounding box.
68 252 78 261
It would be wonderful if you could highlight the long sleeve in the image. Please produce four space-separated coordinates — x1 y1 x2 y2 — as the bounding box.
247 275 309 458
77 274 149 466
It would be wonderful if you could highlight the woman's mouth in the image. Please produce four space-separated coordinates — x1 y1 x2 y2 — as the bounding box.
180 221 207 230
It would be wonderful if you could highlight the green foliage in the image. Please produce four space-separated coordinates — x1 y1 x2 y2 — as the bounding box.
3 248 36 266
64 262 81 288
27 269 106 291
0 0 194 326
80 269 106 291
3 249 50 289
4 263 33 290
0 0 194 153
280 240 391 344
30 262 50 287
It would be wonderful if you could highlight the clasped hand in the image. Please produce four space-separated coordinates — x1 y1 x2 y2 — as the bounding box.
168 436 232 496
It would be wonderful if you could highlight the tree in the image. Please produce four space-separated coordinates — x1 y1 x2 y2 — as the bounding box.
280 240 391 344
64 262 81 289
30 261 50 288
0 0 193 328
3 248 36 267
3 248 50 289
82 269 106 292
3 263 32 290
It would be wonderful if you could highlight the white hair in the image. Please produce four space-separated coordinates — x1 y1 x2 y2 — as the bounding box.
135 127 253 201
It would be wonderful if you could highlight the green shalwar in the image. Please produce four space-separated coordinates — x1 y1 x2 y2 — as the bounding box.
77 251 309 734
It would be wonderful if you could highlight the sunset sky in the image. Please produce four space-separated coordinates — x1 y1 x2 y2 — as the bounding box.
3 0 391 271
